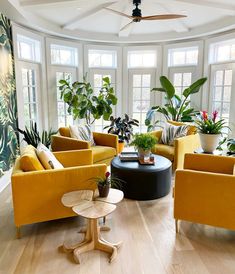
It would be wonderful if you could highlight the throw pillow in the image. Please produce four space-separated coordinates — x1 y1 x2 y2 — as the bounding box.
37 143 64 170
161 123 188 146
69 124 96 146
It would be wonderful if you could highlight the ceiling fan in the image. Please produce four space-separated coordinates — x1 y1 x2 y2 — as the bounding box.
105 0 187 31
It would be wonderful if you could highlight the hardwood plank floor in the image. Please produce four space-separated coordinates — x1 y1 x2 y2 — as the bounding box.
1 185 235 274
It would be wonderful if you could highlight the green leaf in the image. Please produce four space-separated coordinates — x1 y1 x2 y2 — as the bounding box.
160 76 175 99
183 77 207 97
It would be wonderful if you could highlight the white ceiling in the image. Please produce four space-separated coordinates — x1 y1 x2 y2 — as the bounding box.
5 0 235 43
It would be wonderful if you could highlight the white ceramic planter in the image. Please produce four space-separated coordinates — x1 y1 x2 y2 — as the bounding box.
199 133 221 153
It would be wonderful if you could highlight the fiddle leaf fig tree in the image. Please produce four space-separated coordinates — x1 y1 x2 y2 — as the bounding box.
145 76 207 131
59 76 117 125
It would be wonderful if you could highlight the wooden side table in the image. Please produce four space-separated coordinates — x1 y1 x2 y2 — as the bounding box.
61 189 124 263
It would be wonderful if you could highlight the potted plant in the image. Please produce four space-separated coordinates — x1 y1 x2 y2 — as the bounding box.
195 110 227 153
104 114 139 153
96 171 123 197
131 133 158 161
18 122 58 148
145 76 207 131
59 76 117 125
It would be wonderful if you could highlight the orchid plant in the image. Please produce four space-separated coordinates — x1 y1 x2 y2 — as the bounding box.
195 110 227 134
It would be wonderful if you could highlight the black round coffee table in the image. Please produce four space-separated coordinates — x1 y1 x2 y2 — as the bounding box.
111 155 172 200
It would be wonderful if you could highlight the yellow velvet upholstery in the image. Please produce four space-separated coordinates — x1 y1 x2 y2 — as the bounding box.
150 129 200 170
11 148 107 228
51 127 118 165
20 145 44 172
151 144 174 162
174 153 235 231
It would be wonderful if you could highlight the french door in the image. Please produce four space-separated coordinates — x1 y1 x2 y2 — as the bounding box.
210 63 235 135
89 69 116 132
128 69 156 133
48 66 77 129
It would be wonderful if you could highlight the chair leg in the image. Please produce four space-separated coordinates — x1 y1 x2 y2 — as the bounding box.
16 226 21 239
175 219 179 234
103 216 106 224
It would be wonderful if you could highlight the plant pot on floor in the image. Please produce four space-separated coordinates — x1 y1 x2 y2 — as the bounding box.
98 184 110 198
199 133 221 153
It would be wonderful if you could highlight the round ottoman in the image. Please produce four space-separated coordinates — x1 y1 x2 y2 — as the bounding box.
111 155 172 200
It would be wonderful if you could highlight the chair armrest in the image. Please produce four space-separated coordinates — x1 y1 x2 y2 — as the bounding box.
51 135 90 151
174 169 235 229
174 133 200 170
149 130 162 141
93 132 118 151
11 164 107 226
184 153 235 175
53 149 93 167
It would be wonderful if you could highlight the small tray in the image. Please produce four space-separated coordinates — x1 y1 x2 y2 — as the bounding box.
138 156 155 165
119 152 139 161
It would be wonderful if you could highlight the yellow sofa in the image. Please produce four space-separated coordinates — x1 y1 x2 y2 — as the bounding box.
174 153 235 232
150 121 200 170
51 127 118 166
11 146 106 237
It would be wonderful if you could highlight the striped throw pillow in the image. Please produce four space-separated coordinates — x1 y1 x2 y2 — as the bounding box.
69 124 96 146
161 122 188 146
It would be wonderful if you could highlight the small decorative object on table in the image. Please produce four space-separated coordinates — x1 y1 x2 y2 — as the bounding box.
96 172 123 198
138 156 155 165
119 152 139 161
131 133 158 162
195 110 228 153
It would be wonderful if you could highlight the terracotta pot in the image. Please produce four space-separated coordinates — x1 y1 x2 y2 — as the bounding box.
98 184 110 197
199 133 221 153
118 141 125 154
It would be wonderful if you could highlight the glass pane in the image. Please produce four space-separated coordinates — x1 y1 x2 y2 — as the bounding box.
19 41 32 60
133 75 141 87
66 115 73 126
215 70 224 86
175 87 182 96
129 54 142 67
24 104 30 120
132 113 141 122
101 54 113 67
142 88 150 100
142 53 156 67
173 51 185 65
173 73 182 87
56 72 64 83
213 102 222 114
30 103 37 120
28 69 35 86
95 118 103 126
224 70 232 85
186 50 198 64
95 126 103 133
29 87 36 103
22 69 28 86
223 87 231 102
222 103 230 118
142 75 151 87
58 102 65 116
23 87 29 102
217 45 230 62
133 88 141 100
58 116 65 127
214 87 222 101
141 101 150 112
133 101 142 112
231 45 235 60
183 73 192 87
94 74 102 88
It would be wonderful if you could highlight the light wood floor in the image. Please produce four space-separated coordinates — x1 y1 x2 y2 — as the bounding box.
1 185 235 274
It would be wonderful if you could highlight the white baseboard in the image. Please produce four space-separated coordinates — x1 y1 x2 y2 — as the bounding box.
0 168 12 193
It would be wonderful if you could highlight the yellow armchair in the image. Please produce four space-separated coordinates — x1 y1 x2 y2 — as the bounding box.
174 153 235 232
51 127 118 166
150 129 200 170
11 149 107 237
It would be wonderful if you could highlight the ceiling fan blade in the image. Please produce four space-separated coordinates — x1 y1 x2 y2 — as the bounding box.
104 7 133 19
120 21 135 32
141 14 187 20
